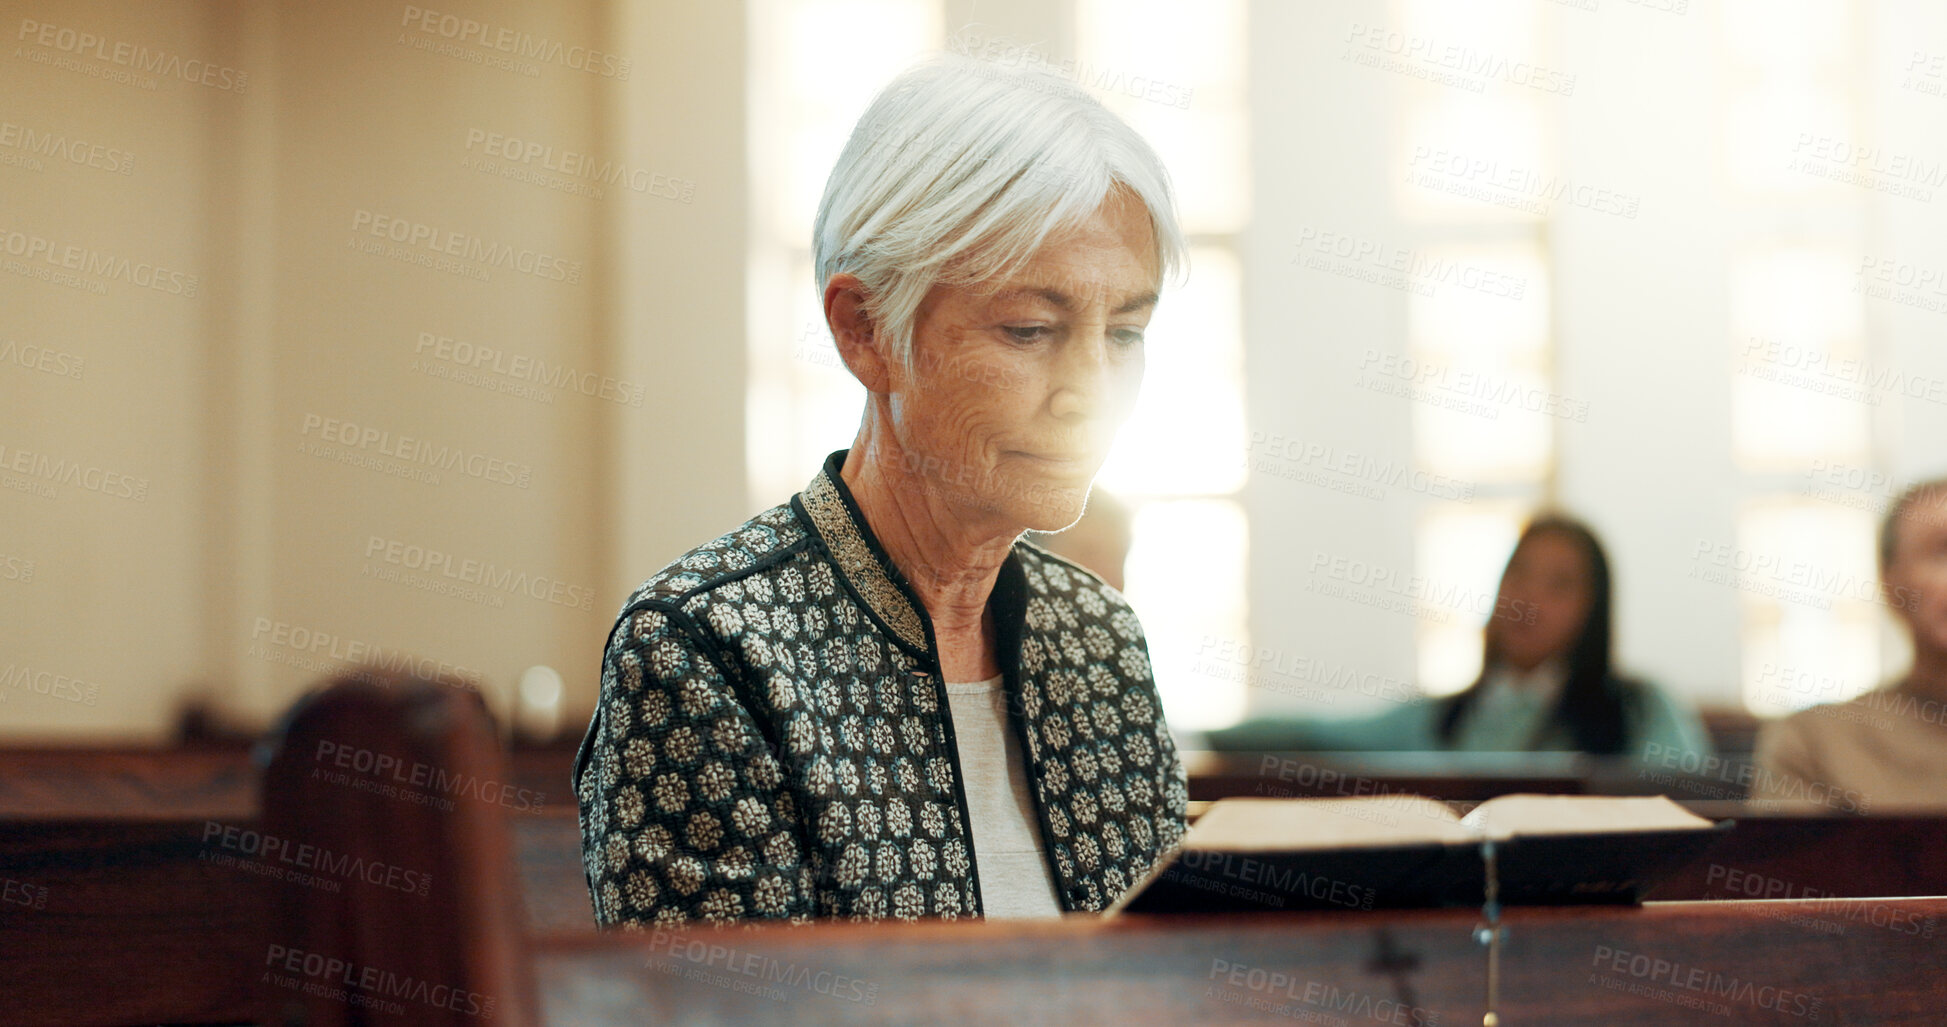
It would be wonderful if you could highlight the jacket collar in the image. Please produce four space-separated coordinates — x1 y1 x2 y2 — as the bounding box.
793 449 1029 666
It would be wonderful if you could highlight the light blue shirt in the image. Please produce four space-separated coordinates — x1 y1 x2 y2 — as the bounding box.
1208 664 1714 759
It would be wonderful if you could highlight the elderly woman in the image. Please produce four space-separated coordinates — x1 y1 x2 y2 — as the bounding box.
574 56 1189 926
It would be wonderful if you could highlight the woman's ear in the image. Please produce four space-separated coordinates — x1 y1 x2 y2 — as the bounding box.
825 273 892 394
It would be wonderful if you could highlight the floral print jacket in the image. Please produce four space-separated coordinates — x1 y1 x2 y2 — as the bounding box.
574 450 1188 925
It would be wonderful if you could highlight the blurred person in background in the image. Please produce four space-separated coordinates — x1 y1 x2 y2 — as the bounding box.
1753 478 1947 811
1209 514 1712 758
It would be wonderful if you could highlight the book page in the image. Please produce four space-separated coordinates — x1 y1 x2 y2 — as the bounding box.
1184 796 1472 852
1461 794 1713 840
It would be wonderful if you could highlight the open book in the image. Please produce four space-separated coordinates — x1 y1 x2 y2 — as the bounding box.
1109 794 1731 915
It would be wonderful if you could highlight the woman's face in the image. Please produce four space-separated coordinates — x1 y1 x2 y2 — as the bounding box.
1490 530 1596 673
890 188 1159 533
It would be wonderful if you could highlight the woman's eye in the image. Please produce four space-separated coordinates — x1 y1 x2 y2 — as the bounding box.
1112 328 1146 348
1004 325 1050 343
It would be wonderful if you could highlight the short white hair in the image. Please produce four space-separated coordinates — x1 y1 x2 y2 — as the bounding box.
813 54 1188 372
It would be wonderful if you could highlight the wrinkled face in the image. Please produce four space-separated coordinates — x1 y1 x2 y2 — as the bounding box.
1886 495 1947 657
887 188 1159 532
1489 530 1595 672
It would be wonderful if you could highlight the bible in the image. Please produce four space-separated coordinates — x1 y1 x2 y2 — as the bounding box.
1110 794 1731 915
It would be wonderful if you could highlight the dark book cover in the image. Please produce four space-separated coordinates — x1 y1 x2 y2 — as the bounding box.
1118 820 1734 914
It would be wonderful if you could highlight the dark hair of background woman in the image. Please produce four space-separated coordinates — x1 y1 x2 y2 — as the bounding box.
1436 514 1628 754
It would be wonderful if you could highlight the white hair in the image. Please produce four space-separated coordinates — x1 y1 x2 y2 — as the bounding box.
813 54 1188 373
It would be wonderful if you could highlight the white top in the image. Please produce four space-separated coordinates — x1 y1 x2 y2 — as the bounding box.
944 674 1065 919
1450 658 1569 750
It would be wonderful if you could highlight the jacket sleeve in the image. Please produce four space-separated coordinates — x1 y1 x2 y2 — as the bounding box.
1153 706 1189 857
577 602 816 926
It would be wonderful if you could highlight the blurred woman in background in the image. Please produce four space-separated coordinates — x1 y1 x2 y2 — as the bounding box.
1208 514 1712 758
1432 515 1709 755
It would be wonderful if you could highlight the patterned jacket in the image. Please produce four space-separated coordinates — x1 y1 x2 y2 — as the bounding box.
574 450 1188 925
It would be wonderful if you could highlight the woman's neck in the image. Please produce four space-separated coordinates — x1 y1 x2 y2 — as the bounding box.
841 439 1016 681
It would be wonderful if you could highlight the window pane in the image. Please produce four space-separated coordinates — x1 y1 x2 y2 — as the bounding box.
1098 247 1247 497
1129 498 1249 731
1397 92 1546 224
1732 498 1882 715
1075 0 1248 233
1415 499 1529 696
1404 243 1555 484
1729 248 1869 472
753 0 943 239
746 0 939 503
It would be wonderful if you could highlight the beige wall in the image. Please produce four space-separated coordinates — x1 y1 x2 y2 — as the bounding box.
0 0 748 740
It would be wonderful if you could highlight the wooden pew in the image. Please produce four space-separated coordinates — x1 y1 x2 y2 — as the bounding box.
6 680 1947 1024
253 674 541 1026
1650 802 1947 901
0 739 573 818
0 745 257 818
529 898 1947 1024
0 818 270 1026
